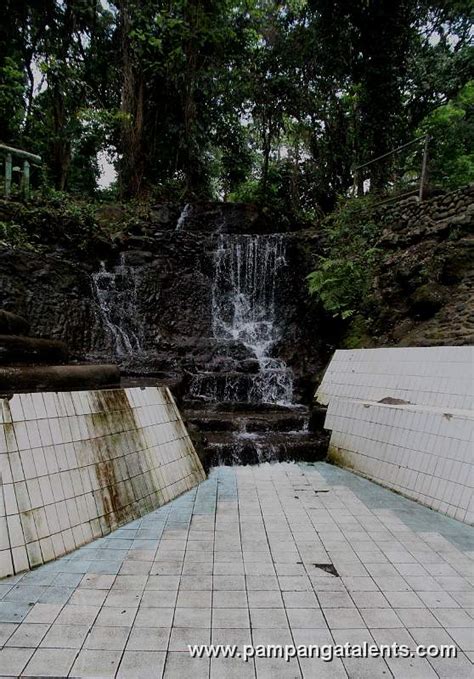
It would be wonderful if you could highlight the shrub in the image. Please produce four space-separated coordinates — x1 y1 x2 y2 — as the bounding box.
418 81 474 189
307 195 381 319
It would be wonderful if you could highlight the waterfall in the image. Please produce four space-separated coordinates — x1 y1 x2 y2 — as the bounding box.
176 203 192 231
191 234 293 405
91 255 144 358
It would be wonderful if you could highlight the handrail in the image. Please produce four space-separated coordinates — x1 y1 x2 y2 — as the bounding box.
0 143 42 199
353 136 426 172
351 134 430 202
0 143 41 165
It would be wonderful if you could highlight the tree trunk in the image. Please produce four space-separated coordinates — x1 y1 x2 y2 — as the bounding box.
260 121 271 199
118 0 146 198
182 1 204 198
50 83 71 191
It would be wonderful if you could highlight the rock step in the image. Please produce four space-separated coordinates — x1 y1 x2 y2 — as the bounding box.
183 403 329 467
184 408 309 433
0 335 68 365
182 401 307 413
0 310 30 336
203 430 328 467
185 370 293 405
0 364 120 394
204 431 315 445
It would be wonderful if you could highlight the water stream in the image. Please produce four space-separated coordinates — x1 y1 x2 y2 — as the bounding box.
91 255 145 358
191 234 293 405
175 203 192 230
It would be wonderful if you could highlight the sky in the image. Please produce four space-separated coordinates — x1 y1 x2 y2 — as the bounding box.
97 151 117 188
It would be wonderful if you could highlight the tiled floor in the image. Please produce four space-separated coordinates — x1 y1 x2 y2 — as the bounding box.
0 462 472 678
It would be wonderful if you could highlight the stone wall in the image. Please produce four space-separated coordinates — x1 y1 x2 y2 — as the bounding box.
0 386 205 578
316 347 473 524
377 184 473 231
370 184 473 347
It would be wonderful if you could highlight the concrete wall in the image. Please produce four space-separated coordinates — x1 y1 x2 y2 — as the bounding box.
316 347 473 525
0 387 205 578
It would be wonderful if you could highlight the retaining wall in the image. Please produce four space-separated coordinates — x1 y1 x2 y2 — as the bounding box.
0 386 205 578
316 347 473 524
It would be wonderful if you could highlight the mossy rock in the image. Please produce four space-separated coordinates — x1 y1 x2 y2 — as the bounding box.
409 283 447 319
95 204 128 229
343 315 375 349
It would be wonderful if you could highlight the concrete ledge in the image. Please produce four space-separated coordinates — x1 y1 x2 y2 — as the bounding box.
0 386 205 578
0 364 120 393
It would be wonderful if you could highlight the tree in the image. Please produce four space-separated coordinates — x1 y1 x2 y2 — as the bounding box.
418 80 474 188
0 0 472 201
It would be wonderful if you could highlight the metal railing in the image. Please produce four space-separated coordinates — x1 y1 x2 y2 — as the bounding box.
0 143 42 200
352 135 430 203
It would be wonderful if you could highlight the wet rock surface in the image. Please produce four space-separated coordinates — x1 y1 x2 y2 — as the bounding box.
0 202 332 465
0 363 120 394
0 204 331 406
183 403 329 468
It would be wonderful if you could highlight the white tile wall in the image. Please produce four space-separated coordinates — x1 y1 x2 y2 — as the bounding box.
316 347 473 525
316 346 473 411
0 387 205 578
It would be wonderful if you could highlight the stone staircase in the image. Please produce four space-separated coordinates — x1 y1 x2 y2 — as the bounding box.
183 402 329 468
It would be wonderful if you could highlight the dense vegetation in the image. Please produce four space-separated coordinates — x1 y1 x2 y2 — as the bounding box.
1 0 472 209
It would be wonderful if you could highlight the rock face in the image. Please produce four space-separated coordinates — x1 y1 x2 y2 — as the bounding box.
0 310 30 336
0 305 119 395
0 203 331 405
371 184 474 347
2 189 471 380
0 250 102 355
0 202 333 465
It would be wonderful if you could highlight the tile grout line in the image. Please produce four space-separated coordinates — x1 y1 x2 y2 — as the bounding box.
111 510 161 679
209 472 217 679
297 464 468 676
253 464 305 679
160 482 201 679
63 516 144 678
298 469 396 678
235 467 257 679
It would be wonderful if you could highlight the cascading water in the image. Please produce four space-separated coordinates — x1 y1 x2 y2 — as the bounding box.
190 234 293 405
91 255 144 358
175 203 192 230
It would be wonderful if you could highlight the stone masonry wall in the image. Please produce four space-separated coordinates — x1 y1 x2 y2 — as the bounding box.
370 184 473 347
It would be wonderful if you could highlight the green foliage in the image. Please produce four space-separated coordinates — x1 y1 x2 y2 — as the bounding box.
0 220 37 250
0 0 472 202
0 57 25 143
0 196 107 255
307 196 381 319
343 315 374 349
418 81 474 188
307 260 367 319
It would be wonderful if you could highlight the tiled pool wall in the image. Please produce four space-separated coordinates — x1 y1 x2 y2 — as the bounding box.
316 347 473 525
0 387 205 578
